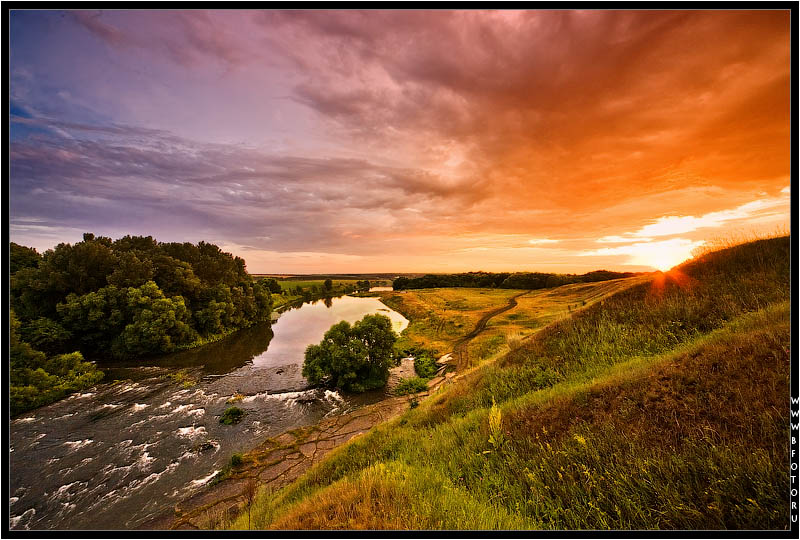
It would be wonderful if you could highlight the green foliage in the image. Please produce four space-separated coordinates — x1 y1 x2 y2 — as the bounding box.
230 453 244 467
323 278 333 291
9 234 273 360
20 317 72 355
263 278 282 294
394 377 429 395
413 355 437 379
10 310 103 416
355 280 371 291
10 242 41 273
487 397 505 451
303 314 397 392
165 369 197 388
221 407 246 425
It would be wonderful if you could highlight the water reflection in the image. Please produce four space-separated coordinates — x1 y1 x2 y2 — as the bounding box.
100 323 275 377
252 295 408 369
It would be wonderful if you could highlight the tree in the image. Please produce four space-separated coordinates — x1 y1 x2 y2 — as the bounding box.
10 233 272 360
324 278 333 292
107 252 154 288
20 317 72 355
302 314 396 392
10 243 41 274
264 278 282 294
392 276 410 290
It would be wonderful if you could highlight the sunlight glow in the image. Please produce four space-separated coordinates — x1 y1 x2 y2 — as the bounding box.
580 238 705 271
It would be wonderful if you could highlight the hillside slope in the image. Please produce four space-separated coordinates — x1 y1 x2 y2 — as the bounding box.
228 237 790 530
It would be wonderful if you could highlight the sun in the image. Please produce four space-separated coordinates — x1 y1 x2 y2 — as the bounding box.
648 252 684 272
624 238 706 271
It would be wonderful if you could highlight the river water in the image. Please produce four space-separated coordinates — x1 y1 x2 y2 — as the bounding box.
9 295 408 530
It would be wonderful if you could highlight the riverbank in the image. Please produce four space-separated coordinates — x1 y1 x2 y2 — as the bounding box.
9 294 408 530
138 362 457 530
221 237 790 530
143 283 603 529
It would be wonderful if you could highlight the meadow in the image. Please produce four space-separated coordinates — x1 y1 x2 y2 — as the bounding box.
381 277 649 368
225 236 790 530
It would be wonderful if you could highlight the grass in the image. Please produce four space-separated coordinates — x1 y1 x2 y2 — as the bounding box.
225 236 790 530
220 406 246 425
384 278 645 366
164 369 197 389
381 288 527 355
393 377 429 396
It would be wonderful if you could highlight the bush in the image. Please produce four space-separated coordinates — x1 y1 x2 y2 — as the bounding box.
394 377 429 396
220 406 246 425
303 314 397 392
413 355 438 379
230 453 244 467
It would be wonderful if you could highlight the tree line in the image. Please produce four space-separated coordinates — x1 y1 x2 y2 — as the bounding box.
392 270 643 291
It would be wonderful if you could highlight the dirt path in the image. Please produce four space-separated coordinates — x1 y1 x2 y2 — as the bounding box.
452 290 530 369
140 291 527 530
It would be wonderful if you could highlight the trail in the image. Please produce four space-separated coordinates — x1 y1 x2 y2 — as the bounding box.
451 290 531 370
139 282 633 530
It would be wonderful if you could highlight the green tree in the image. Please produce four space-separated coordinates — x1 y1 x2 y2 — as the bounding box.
324 278 333 292
302 314 396 392
10 310 103 416
264 278 282 294
113 281 197 357
11 233 272 360
107 252 154 288
10 242 41 273
20 317 72 355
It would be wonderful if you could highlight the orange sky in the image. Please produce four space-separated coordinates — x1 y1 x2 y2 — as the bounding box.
10 10 791 273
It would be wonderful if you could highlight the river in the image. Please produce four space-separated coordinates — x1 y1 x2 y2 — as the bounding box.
9 295 408 530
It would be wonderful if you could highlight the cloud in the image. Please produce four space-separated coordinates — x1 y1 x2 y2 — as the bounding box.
8 10 791 272
528 239 559 245
9 121 484 256
597 192 790 242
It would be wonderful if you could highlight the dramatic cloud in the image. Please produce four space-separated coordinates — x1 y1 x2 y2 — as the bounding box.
9 9 791 272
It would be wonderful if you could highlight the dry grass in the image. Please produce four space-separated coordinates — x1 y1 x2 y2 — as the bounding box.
381 288 521 355
229 236 790 531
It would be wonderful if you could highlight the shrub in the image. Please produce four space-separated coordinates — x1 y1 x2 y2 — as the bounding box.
230 453 244 467
394 377 429 396
220 406 246 425
413 355 438 379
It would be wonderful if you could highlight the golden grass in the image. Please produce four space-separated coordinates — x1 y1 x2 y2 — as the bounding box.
380 288 521 354
227 237 790 531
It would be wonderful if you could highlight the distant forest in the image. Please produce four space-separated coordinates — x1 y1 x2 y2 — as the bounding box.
9 234 273 415
392 270 645 291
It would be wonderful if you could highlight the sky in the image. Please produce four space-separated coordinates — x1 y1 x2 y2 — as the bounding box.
9 9 791 273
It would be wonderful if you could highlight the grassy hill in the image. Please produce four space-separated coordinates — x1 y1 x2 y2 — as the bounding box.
228 236 790 530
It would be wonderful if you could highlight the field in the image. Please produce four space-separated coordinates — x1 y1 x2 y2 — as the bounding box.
381 277 648 367
226 236 790 530
380 288 522 355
